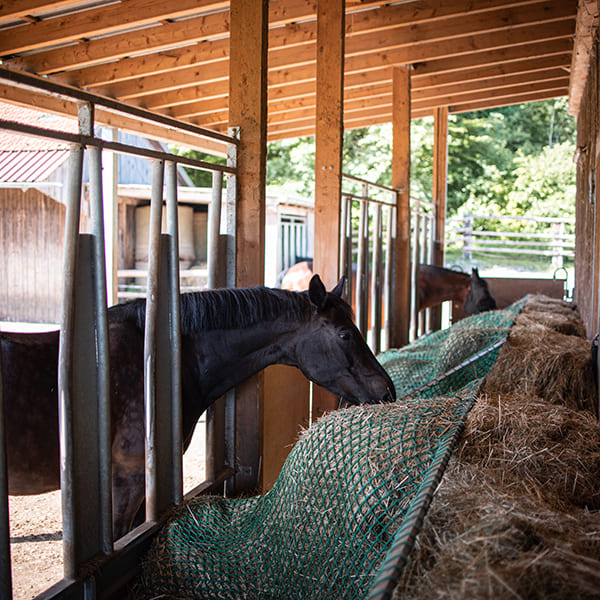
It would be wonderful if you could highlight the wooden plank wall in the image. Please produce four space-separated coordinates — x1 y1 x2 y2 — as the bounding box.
0 188 65 323
574 35 598 337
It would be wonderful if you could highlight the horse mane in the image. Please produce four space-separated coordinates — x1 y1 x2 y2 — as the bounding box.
109 287 312 335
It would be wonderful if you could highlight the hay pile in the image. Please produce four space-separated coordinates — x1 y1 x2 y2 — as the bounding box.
393 295 600 600
484 295 595 412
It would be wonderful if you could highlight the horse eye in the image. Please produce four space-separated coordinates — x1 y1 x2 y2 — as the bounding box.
339 331 351 341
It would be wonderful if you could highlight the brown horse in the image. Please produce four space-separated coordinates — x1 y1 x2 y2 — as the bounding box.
279 261 495 314
1 275 395 539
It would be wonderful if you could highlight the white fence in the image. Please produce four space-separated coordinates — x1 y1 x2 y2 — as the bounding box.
446 213 575 268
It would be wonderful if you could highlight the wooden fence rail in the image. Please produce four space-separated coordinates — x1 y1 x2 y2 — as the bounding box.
446 213 575 268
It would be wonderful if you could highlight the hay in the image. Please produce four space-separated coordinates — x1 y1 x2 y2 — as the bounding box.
394 395 600 600
483 296 595 413
394 295 600 600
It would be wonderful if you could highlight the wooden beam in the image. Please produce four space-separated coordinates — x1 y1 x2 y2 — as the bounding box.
0 0 229 55
228 0 269 492
345 20 574 75
568 0 598 115
412 37 573 76
5 10 231 74
391 65 411 349
102 19 573 112
430 106 449 330
412 53 572 88
446 88 568 114
0 82 229 156
345 1 575 58
312 0 345 417
53 39 231 88
0 0 74 23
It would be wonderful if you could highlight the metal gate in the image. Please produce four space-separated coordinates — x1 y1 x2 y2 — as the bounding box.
0 69 238 600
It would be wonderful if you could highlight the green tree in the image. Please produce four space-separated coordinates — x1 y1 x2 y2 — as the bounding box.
506 141 576 223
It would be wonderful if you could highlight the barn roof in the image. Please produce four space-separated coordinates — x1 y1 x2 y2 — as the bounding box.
0 1 589 148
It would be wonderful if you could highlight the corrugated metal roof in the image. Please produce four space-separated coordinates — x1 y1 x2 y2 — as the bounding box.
0 101 77 151
0 102 74 182
0 149 69 182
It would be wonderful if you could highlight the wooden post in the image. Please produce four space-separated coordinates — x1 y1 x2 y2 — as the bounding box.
228 0 268 493
312 0 345 418
390 65 411 348
431 106 448 330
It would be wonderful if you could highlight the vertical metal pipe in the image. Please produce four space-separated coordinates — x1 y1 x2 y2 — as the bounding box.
345 197 353 302
59 144 84 578
361 183 370 337
371 204 383 354
88 143 113 553
0 345 12 600
165 161 183 505
339 195 348 298
144 159 164 522
383 205 394 351
208 170 223 290
356 199 367 338
223 129 238 495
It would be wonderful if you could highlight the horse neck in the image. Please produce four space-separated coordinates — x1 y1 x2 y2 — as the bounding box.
181 294 309 413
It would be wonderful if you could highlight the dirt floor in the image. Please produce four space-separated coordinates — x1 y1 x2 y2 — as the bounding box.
8 423 206 600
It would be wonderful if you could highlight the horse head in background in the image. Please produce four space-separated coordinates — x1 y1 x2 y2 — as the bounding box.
280 260 497 315
464 267 497 313
1 275 395 539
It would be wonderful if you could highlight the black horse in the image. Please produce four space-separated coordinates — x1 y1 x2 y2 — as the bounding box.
1 275 395 539
463 267 497 313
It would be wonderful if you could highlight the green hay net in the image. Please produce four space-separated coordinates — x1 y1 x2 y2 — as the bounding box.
136 299 526 600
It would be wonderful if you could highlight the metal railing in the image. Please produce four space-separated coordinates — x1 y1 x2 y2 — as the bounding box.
410 197 436 340
0 67 238 600
340 175 397 354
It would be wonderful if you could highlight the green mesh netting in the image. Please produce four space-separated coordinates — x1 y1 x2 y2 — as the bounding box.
136 299 527 600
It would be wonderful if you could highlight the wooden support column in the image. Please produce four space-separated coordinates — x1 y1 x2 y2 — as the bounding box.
312 0 345 418
391 65 412 348
228 0 268 493
430 106 449 330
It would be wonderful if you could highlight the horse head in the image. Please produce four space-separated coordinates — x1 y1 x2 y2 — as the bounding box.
292 274 396 405
464 268 497 313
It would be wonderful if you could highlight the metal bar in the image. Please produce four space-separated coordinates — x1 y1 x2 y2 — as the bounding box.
410 200 420 341
371 203 383 354
88 139 113 554
165 160 183 507
0 66 237 146
340 191 396 207
342 173 398 195
223 128 238 495
0 119 236 175
0 341 12 600
144 159 165 523
208 170 223 289
356 199 368 338
345 197 353 303
339 195 349 300
58 144 84 579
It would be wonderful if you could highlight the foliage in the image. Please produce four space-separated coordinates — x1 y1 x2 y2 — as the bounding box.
169 146 226 187
267 136 315 196
171 98 576 233
506 141 576 218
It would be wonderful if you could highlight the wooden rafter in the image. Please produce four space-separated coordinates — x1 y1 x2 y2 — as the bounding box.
0 0 579 143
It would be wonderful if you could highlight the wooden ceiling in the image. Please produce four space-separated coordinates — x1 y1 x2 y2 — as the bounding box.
0 0 579 149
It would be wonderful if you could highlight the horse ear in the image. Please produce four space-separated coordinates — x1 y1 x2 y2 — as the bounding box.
331 275 346 297
471 267 480 278
308 274 327 310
